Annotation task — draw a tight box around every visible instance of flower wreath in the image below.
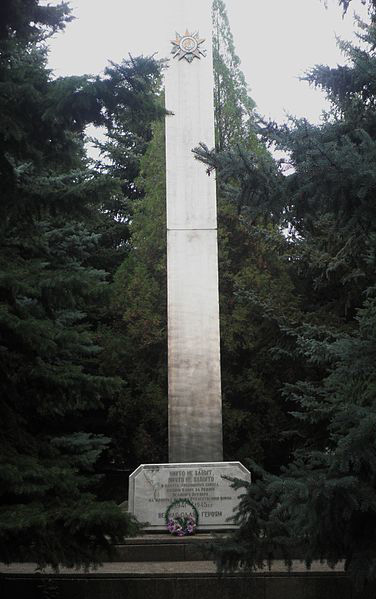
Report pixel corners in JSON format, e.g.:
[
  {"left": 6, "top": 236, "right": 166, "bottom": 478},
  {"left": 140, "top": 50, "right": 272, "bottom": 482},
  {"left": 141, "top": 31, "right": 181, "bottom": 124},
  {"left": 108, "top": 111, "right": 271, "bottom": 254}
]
[{"left": 165, "top": 498, "right": 199, "bottom": 536}]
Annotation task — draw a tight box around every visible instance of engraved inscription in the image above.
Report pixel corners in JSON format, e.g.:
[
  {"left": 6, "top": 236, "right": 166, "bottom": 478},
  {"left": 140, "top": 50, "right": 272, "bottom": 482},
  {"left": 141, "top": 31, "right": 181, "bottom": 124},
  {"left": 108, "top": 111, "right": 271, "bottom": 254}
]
[{"left": 129, "top": 462, "right": 251, "bottom": 530}]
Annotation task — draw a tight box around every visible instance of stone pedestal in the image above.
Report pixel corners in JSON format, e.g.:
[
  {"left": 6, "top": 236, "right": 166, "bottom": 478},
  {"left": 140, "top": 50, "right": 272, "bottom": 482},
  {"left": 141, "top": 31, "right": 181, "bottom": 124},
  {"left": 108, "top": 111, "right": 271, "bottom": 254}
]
[{"left": 129, "top": 462, "right": 250, "bottom": 531}]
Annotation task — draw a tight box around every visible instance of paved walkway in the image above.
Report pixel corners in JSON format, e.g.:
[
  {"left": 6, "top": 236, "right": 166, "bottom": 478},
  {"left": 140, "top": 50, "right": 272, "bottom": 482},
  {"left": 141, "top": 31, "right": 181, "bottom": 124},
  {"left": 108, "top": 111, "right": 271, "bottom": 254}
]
[{"left": 0, "top": 560, "right": 345, "bottom": 576}]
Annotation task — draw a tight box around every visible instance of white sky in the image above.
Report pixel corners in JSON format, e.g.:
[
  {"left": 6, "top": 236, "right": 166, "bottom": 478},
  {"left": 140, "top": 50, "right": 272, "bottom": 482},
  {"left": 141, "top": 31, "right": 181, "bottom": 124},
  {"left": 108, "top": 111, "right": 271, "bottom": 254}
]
[{"left": 46, "top": 0, "right": 369, "bottom": 124}]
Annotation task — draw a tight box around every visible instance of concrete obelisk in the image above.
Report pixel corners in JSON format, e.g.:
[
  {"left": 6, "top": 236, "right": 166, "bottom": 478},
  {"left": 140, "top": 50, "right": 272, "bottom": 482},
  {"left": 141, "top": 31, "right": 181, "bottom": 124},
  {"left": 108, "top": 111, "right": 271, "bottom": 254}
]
[
  {"left": 165, "top": 0, "right": 223, "bottom": 463},
  {"left": 128, "top": 3, "right": 251, "bottom": 529}
]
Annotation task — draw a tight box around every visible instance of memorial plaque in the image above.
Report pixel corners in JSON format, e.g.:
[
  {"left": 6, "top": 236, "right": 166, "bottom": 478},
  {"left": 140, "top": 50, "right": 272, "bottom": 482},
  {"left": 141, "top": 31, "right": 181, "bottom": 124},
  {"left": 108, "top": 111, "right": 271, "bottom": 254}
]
[{"left": 128, "top": 462, "right": 250, "bottom": 530}]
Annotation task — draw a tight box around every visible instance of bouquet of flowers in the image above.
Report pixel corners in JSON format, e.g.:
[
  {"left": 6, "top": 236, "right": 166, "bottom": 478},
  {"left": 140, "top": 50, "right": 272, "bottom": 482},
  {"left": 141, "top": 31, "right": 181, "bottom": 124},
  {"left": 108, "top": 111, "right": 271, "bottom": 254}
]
[
  {"left": 165, "top": 499, "right": 199, "bottom": 536},
  {"left": 167, "top": 514, "right": 197, "bottom": 536}
]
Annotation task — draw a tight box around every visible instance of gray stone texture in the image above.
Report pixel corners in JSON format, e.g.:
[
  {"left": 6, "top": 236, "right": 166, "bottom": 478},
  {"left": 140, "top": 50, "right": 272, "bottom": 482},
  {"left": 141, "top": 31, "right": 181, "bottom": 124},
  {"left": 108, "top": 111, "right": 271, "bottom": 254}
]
[
  {"left": 113, "top": 535, "right": 213, "bottom": 562},
  {"left": 165, "top": 0, "right": 222, "bottom": 463},
  {"left": 1, "top": 571, "right": 371, "bottom": 599},
  {"left": 128, "top": 462, "right": 250, "bottom": 531}
]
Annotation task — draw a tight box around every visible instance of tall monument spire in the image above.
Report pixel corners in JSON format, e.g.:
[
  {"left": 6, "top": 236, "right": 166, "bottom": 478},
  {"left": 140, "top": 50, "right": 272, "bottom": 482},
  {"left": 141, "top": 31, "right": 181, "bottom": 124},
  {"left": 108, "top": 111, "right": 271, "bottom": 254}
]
[
  {"left": 128, "top": 2, "right": 250, "bottom": 530},
  {"left": 165, "top": 0, "right": 223, "bottom": 463}
]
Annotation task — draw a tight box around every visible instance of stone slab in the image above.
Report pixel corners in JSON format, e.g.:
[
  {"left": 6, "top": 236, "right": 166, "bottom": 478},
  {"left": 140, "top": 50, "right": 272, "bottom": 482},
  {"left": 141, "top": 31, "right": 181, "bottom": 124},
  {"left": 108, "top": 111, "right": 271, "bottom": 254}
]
[
  {"left": 114, "top": 543, "right": 186, "bottom": 562},
  {"left": 165, "top": 0, "right": 216, "bottom": 231},
  {"left": 0, "top": 561, "right": 348, "bottom": 575},
  {"left": 167, "top": 229, "right": 222, "bottom": 463},
  {"left": 128, "top": 462, "right": 250, "bottom": 531},
  {"left": 113, "top": 535, "right": 214, "bottom": 562},
  {"left": 1, "top": 571, "right": 366, "bottom": 599},
  {"left": 264, "top": 575, "right": 352, "bottom": 599}
]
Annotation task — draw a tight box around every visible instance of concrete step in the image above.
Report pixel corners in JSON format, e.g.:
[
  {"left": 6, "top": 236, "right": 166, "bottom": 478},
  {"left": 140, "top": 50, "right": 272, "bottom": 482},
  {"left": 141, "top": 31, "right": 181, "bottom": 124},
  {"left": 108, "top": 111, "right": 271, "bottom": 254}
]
[
  {"left": 0, "top": 559, "right": 345, "bottom": 575},
  {"left": 0, "top": 564, "right": 372, "bottom": 599},
  {"left": 1, "top": 549, "right": 373, "bottom": 599},
  {"left": 113, "top": 533, "right": 214, "bottom": 561}
]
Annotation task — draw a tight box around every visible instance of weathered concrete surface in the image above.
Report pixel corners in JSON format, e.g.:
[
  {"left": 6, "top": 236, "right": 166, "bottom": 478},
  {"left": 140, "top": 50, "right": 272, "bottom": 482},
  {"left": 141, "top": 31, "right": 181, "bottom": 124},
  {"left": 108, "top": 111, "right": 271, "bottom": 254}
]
[
  {"left": 165, "top": 0, "right": 222, "bottom": 463},
  {"left": 165, "top": 1, "right": 217, "bottom": 232},
  {"left": 0, "top": 560, "right": 347, "bottom": 575},
  {"left": 2, "top": 562, "right": 372, "bottom": 599},
  {"left": 167, "top": 231, "right": 222, "bottom": 462}
]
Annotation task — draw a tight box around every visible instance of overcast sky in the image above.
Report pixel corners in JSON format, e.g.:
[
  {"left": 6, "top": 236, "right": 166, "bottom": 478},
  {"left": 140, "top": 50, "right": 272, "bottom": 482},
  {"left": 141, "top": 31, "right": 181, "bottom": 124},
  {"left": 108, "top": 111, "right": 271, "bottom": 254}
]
[{"left": 46, "top": 0, "right": 369, "bottom": 124}]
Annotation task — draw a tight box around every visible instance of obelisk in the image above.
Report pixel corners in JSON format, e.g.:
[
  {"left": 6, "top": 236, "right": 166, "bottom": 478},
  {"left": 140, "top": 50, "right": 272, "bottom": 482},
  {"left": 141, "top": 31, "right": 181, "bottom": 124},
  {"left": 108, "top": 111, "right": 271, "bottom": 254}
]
[
  {"left": 128, "top": 4, "right": 251, "bottom": 527},
  {"left": 165, "top": 0, "right": 223, "bottom": 463}
]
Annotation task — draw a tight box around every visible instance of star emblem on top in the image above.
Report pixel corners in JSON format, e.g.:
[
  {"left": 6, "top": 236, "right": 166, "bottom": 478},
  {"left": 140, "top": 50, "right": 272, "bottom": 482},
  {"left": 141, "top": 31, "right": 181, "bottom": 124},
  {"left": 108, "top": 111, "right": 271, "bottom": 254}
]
[{"left": 171, "top": 30, "right": 206, "bottom": 63}]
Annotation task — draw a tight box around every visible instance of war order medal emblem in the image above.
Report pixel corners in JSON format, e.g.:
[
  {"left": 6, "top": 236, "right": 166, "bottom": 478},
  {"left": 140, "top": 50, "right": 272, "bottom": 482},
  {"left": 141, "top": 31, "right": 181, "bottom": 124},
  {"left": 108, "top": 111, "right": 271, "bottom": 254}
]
[{"left": 171, "top": 30, "right": 206, "bottom": 63}]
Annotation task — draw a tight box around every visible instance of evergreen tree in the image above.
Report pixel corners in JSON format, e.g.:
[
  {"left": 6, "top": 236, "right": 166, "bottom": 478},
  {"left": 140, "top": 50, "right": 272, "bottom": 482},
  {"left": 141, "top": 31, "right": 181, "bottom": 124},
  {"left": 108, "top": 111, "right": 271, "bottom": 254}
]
[
  {"left": 100, "top": 120, "right": 168, "bottom": 467},
  {"left": 210, "top": 0, "right": 296, "bottom": 467},
  {"left": 212, "top": 0, "right": 257, "bottom": 150},
  {"left": 338, "top": 0, "right": 376, "bottom": 13},
  {"left": 193, "top": 140, "right": 303, "bottom": 468},
  {"left": 0, "top": 0, "right": 163, "bottom": 566},
  {"left": 207, "top": 4, "right": 376, "bottom": 587}
]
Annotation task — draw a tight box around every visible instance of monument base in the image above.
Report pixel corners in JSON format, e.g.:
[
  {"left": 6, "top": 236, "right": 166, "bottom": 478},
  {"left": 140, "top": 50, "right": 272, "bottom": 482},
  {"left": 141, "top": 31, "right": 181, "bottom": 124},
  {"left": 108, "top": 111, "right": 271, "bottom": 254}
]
[{"left": 128, "top": 462, "right": 250, "bottom": 531}]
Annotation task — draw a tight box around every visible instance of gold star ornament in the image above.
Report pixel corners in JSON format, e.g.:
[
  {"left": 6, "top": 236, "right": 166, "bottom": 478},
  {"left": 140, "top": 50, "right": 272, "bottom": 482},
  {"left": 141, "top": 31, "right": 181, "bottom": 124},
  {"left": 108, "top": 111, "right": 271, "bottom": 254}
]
[{"left": 171, "top": 30, "right": 206, "bottom": 63}]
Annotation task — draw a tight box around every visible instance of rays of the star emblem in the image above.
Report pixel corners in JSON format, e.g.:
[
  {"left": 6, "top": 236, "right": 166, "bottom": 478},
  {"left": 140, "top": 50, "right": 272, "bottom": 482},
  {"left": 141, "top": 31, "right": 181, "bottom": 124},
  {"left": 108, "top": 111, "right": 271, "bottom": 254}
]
[{"left": 171, "top": 30, "right": 206, "bottom": 63}]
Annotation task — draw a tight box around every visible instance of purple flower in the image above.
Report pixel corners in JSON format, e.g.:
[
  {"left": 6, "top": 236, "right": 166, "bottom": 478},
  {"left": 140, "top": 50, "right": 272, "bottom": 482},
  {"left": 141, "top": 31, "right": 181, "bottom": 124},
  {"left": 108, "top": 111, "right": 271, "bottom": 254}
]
[{"left": 166, "top": 505, "right": 197, "bottom": 536}]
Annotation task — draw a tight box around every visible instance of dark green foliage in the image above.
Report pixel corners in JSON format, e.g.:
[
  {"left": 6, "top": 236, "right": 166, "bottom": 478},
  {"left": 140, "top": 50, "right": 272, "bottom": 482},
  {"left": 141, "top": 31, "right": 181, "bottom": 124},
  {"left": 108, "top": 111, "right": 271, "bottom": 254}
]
[
  {"left": 0, "top": 0, "right": 72, "bottom": 42},
  {"left": 0, "top": 0, "right": 163, "bottom": 567},
  {"left": 216, "top": 292, "right": 376, "bottom": 587},
  {"left": 204, "top": 0, "right": 294, "bottom": 467},
  {"left": 212, "top": 0, "right": 257, "bottom": 150},
  {"left": 104, "top": 120, "right": 168, "bottom": 467},
  {"left": 218, "top": 220, "right": 298, "bottom": 466},
  {"left": 193, "top": 143, "right": 299, "bottom": 468},
  {"left": 207, "top": 4, "right": 376, "bottom": 588},
  {"left": 207, "top": 2, "right": 295, "bottom": 467}
]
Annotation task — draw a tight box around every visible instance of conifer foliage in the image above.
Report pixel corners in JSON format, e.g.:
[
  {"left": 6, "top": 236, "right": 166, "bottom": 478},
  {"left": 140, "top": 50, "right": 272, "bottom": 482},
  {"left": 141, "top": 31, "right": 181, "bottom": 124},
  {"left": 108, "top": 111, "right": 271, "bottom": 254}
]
[
  {"left": 212, "top": 0, "right": 256, "bottom": 150},
  {"left": 208, "top": 2, "right": 376, "bottom": 587},
  {"left": 102, "top": 120, "right": 168, "bottom": 467},
  {"left": 0, "top": 0, "right": 162, "bottom": 566}
]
